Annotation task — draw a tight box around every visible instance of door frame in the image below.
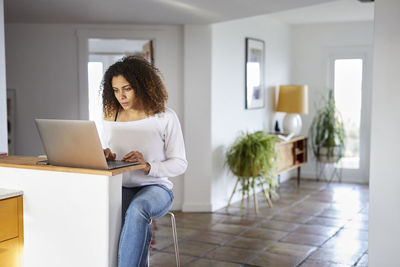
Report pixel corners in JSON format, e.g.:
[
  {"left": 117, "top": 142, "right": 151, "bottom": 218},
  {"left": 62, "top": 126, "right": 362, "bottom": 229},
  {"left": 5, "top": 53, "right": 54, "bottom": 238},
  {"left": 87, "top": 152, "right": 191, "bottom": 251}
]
[
  {"left": 325, "top": 45, "right": 373, "bottom": 183},
  {"left": 77, "top": 28, "right": 164, "bottom": 120}
]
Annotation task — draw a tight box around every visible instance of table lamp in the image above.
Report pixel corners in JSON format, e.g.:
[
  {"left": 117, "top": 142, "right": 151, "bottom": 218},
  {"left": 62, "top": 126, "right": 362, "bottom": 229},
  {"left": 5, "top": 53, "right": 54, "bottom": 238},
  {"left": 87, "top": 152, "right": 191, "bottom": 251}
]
[{"left": 276, "top": 85, "right": 308, "bottom": 135}]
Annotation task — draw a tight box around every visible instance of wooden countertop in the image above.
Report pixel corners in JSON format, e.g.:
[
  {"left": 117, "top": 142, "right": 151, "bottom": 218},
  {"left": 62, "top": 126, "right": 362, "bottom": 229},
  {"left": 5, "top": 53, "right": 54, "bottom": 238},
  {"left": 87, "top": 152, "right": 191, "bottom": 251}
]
[{"left": 0, "top": 156, "right": 146, "bottom": 176}]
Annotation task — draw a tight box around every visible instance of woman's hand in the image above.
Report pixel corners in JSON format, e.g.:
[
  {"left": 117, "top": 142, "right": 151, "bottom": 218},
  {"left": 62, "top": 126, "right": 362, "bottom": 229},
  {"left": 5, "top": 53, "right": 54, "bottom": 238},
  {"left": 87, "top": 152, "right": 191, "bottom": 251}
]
[
  {"left": 103, "top": 148, "right": 116, "bottom": 161},
  {"left": 122, "top": 151, "right": 151, "bottom": 174}
]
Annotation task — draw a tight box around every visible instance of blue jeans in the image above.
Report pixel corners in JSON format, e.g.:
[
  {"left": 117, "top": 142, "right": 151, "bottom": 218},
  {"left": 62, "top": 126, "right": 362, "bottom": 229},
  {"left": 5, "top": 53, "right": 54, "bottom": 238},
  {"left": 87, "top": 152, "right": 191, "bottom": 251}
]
[{"left": 118, "top": 185, "right": 174, "bottom": 267}]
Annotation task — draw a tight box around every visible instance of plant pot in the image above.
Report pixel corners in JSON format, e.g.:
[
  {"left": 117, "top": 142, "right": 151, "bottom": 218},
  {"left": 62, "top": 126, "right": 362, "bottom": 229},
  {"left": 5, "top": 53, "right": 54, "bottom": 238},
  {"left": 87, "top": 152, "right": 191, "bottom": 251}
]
[{"left": 317, "top": 146, "right": 342, "bottom": 163}]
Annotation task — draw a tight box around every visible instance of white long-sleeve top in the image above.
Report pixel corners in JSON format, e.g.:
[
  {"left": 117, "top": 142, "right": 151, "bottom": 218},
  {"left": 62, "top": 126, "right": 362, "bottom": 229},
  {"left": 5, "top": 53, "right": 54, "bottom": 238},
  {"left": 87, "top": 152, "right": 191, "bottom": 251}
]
[{"left": 102, "top": 107, "right": 187, "bottom": 189}]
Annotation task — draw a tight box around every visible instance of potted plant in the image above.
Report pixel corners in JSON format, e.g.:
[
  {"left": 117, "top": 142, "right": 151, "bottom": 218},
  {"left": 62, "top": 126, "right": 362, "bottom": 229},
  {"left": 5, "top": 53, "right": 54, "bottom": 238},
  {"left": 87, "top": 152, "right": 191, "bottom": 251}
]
[
  {"left": 309, "top": 90, "right": 345, "bottom": 163},
  {"left": 225, "top": 131, "right": 278, "bottom": 211}
]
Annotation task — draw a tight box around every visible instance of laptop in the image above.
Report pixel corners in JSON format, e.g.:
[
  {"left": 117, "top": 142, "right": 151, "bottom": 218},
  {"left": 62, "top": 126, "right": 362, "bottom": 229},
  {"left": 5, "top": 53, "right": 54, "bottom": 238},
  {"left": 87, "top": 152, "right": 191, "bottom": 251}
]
[{"left": 34, "top": 119, "right": 140, "bottom": 170}]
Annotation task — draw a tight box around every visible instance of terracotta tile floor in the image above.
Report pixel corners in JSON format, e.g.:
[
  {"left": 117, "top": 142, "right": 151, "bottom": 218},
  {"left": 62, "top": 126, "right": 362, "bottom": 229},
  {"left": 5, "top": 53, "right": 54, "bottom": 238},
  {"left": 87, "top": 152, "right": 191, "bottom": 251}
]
[{"left": 149, "top": 179, "right": 369, "bottom": 266}]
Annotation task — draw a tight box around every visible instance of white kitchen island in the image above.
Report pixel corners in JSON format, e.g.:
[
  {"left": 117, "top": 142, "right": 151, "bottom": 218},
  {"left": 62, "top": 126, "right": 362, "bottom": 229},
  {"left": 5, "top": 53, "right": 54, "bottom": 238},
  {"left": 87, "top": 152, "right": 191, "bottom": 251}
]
[{"left": 0, "top": 156, "right": 145, "bottom": 267}]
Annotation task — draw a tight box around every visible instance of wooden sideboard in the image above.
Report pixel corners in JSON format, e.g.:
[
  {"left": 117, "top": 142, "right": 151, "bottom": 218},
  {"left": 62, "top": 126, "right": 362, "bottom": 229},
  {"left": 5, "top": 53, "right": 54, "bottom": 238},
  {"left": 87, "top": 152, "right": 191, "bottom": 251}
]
[
  {"left": 0, "top": 194, "right": 24, "bottom": 267},
  {"left": 276, "top": 136, "right": 308, "bottom": 186}
]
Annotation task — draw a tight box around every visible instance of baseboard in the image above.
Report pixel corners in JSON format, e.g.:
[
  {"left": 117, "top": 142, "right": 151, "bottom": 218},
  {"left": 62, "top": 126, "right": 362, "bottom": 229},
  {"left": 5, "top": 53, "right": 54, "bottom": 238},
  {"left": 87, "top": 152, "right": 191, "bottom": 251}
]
[
  {"left": 300, "top": 170, "right": 369, "bottom": 184},
  {"left": 181, "top": 185, "right": 266, "bottom": 212},
  {"left": 211, "top": 180, "right": 274, "bottom": 212},
  {"left": 182, "top": 202, "right": 213, "bottom": 212},
  {"left": 178, "top": 174, "right": 318, "bottom": 213},
  {"left": 278, "top": 173, "right": 292, "bottom": 184},
  {"left": 170, "top": 201, "right": 182, "bottom": 211},
  {"left": 210, "top": 197, "right": 237, "bottom": 212}
]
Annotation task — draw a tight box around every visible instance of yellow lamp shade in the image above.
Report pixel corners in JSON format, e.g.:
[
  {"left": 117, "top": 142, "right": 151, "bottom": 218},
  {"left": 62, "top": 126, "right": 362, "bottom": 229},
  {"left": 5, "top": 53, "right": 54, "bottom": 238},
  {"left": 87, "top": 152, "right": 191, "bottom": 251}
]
[{"left": 276, "top": 85, "right": 308, "bottom": 114}]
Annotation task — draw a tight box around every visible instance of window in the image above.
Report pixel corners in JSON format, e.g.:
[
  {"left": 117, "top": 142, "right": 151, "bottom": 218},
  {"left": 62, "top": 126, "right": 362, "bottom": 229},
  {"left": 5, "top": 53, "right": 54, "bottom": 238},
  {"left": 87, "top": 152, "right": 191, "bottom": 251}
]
[
  {"left": 88, "top": 55, "right": 124, "bottom": 140},
  {"left": 88, "top": 61, "right": 104, "bottom": 134},
  {"left": 333, "top": 59, "right": 363, "bottom": 169}
]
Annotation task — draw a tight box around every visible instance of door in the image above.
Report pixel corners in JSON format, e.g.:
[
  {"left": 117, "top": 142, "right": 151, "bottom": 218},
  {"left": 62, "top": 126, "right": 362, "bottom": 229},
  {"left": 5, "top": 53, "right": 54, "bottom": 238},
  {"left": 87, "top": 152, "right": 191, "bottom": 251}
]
[{"left": 327, "top": 47, "right": 372, "bottom": 183}]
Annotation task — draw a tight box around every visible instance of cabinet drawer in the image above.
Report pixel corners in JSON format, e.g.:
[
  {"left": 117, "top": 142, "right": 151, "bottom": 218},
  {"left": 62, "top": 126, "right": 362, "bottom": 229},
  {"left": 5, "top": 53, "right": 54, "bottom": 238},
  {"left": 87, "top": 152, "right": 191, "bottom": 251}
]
[
  {"left": 0, "top": 237, "right": 20, "bottom": 267},
  {"left": 0, "top": 197, "right": 19, "bottom": 242}
]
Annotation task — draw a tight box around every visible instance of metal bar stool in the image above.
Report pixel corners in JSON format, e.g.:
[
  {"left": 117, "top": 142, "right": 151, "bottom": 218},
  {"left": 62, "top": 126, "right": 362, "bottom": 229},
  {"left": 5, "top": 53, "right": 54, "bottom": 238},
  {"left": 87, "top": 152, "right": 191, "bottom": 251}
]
[{"left": 148, "top": 211, "right": 180, "bottom": 267}]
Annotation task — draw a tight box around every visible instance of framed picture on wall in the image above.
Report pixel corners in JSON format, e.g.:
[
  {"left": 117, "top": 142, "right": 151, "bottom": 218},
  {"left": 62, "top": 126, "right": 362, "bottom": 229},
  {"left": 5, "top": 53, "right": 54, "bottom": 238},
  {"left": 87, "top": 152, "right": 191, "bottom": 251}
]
[{"left": 245, "top": 38, "right": 265, "bottom": 109}]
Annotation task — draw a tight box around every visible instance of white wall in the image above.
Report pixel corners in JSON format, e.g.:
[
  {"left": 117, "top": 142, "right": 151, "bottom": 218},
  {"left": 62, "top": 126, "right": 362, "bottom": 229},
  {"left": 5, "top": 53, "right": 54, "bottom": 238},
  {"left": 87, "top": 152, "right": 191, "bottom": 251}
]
[
  {"left": 6, "top": 24, "right": 80, "bottom": 156},
  {"left": 210, "top": 16, "right": 291, "bottom": 210},
  {"left": 5, "top": 23, "right": 185, "bottom": 210},
  {"left": 370, "top": 0, "right": 400, "bottom": 265},
  {"left": 182, "top": 25, "right": 213, "bottom": 211},
  {"left": 183, "top": 16, "right": 291, "bottom": 212},
  {"left": 5, "top": 23, "right": 183, "bottom": 155},
  {"left": 291, "top": 21, "right": 374, "bottom": 183},
  {"left": 0, "top": 0, "right": 8, "bottom": 154},
  {"left": 4, "top": 18, "right": 376, "bottom": 214}
]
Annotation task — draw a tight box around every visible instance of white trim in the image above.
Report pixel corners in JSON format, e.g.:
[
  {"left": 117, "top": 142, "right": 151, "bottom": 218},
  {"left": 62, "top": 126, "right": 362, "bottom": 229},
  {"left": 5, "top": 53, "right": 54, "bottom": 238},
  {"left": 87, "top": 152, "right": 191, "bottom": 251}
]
[
  {"left": 323, "top": 45, "right": 373, "bottom": 183},
  {"left": 183, "top": 186, "right": 262, "bottom": 212},
  {"left": 301, "top": 171, "right": 368, "bottom": 184},
  {"left": 212, "top": 198, "right": 236, "bottom": 212},
  {"left": 182, "top": 202, "right": 213, "bottom": 212},
  {"left": 0, "top": 0, "right": 8, "bottom": 153},
  {"left": 76, "top": 28, "right": 169, "bottom": 120},
  {"left": 77, "top": 33, "right": 89, "bottom": 119},
  {"left": 170, "top": 202, "right": 182, "bottom": 211}
]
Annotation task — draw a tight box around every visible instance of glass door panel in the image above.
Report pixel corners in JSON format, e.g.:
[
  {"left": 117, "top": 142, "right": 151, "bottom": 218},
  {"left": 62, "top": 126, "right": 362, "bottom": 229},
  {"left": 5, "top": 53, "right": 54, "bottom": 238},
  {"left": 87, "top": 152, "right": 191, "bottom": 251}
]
[{"left": 333, "top": 59, "right": 363, "bottom": 169}]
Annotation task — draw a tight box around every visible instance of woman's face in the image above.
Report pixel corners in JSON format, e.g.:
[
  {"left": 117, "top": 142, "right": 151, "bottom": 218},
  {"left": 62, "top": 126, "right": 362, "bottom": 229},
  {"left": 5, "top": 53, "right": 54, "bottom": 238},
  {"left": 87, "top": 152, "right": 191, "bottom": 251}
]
[{"left": 112, "top": 75, "right": 136, "bottom": 111}]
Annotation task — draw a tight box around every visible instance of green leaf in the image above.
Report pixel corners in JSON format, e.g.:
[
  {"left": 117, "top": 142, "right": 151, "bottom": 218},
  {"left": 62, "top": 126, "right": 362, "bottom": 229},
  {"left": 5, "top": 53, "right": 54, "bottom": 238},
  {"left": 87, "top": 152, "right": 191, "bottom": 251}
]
[
  {"left": 225, "top": 131, "right": 278, "bottom": 197},
  {"left": 308, "top": 89, "right": 346, "bottom": 162}
]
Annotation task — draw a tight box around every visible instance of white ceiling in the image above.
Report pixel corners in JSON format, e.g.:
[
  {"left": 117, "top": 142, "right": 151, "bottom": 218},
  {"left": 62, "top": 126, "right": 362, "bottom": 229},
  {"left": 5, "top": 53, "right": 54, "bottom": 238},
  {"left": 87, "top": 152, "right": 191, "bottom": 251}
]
[
  {"left": 270, "top": 0, "right": 374, "bottom": 24},
  {"left": 4, "top": 0, "right": 373, "bottom": 25}
]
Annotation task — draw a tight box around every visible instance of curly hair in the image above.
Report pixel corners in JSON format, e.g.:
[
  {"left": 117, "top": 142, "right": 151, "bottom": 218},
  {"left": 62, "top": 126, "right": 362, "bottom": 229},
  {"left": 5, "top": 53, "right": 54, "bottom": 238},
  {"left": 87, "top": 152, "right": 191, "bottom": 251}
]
[{"left": 101, "top": 56, "right": 168, "bottom": 118}]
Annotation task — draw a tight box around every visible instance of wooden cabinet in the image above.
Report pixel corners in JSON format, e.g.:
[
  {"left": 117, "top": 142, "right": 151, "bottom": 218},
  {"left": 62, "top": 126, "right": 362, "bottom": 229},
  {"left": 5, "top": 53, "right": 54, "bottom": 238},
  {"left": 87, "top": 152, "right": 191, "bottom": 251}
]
[
  {"left": 276, "top": 136, "right": 308, "bottom": 185},
  {"left": 0, "top": 195, "right": 23, "bottom": 267}
]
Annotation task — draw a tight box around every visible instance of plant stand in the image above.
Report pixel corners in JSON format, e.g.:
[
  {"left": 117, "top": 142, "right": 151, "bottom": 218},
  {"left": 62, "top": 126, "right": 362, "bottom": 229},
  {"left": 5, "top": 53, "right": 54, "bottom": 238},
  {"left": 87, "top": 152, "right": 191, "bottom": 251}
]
[
  {"left": 315, "top": 160, "right": 343, "bottom": 183},
  {"left": 226, "top": 177, "right": 273, "bottom": 214}
]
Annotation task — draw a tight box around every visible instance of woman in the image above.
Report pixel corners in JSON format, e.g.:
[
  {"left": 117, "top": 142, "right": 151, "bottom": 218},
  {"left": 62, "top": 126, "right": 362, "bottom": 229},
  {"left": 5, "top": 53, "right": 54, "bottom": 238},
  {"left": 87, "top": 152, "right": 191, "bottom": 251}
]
[{"left": 101, "top": 56, "right": 187, "bottom": 267}]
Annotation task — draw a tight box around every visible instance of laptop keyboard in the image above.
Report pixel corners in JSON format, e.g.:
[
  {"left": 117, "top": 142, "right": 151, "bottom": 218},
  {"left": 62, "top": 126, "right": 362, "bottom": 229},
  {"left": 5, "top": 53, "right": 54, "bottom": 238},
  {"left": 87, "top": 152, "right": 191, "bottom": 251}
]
[{"left": 107, "top": 160, "right": 140, "bottom": 170}]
